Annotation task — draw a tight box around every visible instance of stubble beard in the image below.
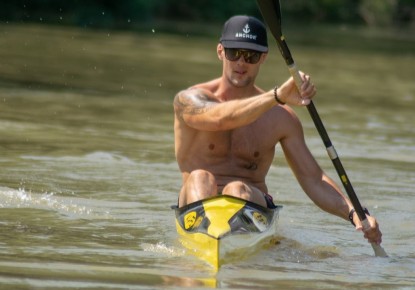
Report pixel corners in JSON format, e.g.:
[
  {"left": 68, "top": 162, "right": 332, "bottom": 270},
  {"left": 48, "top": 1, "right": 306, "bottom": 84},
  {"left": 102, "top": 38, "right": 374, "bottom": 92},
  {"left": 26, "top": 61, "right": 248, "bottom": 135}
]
[{"left": 227, "top": 73, "right": 254, "bottom": 88}]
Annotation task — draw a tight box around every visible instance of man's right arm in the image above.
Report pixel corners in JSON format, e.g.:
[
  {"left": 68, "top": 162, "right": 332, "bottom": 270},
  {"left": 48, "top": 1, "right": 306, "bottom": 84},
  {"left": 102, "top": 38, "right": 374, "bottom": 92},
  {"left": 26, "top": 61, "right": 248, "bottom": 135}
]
[{"left": 174, "top": 88, "right": 276, "bottom": 131}]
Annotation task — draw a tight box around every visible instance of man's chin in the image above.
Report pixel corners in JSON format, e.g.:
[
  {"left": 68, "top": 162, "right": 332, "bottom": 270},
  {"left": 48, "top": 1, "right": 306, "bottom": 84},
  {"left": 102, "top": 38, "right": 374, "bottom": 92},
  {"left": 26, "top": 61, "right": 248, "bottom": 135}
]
[{"left": 230, "top": 78, "right": 251, "bottom": 88}]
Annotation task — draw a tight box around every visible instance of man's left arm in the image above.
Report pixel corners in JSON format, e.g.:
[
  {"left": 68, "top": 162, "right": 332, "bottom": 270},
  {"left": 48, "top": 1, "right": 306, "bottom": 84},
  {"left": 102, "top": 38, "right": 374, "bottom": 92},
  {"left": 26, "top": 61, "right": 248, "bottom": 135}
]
[{"left": 280, "top": 110, "right": 382, "bottom": 245}]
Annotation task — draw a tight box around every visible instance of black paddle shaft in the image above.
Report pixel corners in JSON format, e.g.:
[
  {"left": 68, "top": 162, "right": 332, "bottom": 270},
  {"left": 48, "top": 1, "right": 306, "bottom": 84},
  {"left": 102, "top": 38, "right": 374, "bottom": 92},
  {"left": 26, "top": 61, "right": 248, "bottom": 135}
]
[
  {"left": 256, "top": 0, "right": 368, "bottom": 221},
  {"left": 306, "top": 103, "right": 368, "bottom": 221},
  {"left": 256, "top": 0, "right": 388, "bottom": 258}
]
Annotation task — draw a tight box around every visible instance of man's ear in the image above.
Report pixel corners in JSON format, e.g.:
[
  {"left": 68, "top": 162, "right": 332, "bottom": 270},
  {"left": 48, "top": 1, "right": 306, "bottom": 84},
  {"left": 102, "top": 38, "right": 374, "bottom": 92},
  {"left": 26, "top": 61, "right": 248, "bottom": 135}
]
[
  {"left": 217, "top": 43, "right": 224, "bottom": 60},
  {"left": 260, "top": 52, "right": 268, "bottom": 64}
]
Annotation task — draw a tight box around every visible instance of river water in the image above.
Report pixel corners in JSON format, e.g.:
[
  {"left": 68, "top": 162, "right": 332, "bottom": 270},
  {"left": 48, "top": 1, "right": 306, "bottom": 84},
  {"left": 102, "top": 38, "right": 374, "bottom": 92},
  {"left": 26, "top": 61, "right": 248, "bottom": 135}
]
[{"left": 0, "top": 24, "right": 414, "bottom": 289}]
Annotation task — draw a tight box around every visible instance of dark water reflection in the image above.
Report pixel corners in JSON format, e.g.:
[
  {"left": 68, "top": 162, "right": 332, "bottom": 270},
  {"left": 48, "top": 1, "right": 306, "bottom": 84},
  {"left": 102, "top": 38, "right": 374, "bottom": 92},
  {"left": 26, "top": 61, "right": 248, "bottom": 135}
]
[{"left": 0, "top": 24, "right": 414, "bottom": 288}]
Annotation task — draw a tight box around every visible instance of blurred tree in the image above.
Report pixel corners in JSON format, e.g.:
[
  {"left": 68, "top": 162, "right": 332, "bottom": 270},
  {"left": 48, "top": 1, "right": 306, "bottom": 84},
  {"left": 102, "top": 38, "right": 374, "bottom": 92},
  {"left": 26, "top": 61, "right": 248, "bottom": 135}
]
[
  {"left": 156, "top": 0, "right": 261, "bottom": 22},
  {"left": 359, "top": 0, "right": 398, "bottom": 26},
  {"left": 0, "top": 0, "right": 413, "bottom": 29},
  {"left": 393, "top": 0, "right": 415, "bottom": 27}
]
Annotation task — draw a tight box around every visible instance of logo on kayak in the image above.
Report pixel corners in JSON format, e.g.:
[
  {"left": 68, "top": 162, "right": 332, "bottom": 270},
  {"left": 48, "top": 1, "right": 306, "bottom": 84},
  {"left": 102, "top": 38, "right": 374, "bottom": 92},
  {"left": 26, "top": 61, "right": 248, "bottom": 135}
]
[
  {"left": 184, "top": 211, "right": 203, "bottom": 230},
  {"left": 252, "top": 212, "right": 267, "bottom": 229}
]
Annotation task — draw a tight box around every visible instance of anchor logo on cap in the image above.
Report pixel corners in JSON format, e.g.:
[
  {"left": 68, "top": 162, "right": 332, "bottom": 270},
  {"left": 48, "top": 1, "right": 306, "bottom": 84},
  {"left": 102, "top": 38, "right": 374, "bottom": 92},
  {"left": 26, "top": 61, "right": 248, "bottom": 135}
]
[{"left": 243, "top": 24, "right": 250, "bottom": 34}]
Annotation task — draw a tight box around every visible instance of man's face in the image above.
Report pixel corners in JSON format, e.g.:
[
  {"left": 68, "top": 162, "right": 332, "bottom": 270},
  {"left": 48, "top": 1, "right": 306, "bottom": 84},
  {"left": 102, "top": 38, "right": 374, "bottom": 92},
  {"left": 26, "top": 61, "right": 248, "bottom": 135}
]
[{"left": 217, "top": 44, "right": 267, "bottom": 88}]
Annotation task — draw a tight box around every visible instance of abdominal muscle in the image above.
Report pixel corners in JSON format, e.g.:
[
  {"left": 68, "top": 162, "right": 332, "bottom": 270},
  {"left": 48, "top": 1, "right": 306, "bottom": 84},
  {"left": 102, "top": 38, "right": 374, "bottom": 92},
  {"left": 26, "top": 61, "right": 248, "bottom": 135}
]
[
  {"left": 175, "top": 108, "right": 280, "bottom": 199},
  {"left": 178, "top": 139, "right": 274, "bottom": 195}
]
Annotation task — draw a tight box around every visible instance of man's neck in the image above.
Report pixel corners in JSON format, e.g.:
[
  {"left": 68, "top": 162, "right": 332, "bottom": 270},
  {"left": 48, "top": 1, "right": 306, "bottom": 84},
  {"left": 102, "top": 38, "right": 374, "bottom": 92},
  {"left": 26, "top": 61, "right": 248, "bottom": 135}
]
[{"left": 216, "top": 77, "right": 258, "bottom": 102}]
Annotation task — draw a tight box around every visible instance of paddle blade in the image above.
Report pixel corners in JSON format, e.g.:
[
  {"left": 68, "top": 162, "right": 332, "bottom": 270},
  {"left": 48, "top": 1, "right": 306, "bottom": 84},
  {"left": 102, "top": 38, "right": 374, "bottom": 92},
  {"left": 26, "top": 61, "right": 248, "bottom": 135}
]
[
  {"left": 257, "top": 0, "right": 297, "bottom": 70},
  {"left": 256, "top": 0, "right": 282, "bottom": 39},
  {"left": 362, "top": 219, "right": 388, "bottom": 257},
  {"left": 372, "top": 243, "right": 388, "bottom": 257}
]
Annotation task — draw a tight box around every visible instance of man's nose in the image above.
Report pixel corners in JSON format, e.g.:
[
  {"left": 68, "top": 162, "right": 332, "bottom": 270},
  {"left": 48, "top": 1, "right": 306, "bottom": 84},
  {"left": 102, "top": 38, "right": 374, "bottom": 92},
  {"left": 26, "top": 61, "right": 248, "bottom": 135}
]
[{"left": 235, "top": 54, "right": 247, "bottom": 64}]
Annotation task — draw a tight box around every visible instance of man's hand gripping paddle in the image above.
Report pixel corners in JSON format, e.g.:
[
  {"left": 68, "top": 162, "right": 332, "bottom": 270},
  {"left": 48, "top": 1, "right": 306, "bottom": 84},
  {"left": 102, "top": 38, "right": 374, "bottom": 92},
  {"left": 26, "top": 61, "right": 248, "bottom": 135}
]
[{"left": 256, "top": 0, "right": 387, "bottom": 257}]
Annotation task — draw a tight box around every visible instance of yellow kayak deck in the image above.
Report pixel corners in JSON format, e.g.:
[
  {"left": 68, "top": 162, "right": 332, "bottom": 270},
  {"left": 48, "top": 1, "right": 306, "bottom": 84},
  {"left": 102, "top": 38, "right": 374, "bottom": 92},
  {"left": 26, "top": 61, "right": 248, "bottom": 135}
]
[{"left": 173, "top": 195, "right": 282, "bottom": 270}]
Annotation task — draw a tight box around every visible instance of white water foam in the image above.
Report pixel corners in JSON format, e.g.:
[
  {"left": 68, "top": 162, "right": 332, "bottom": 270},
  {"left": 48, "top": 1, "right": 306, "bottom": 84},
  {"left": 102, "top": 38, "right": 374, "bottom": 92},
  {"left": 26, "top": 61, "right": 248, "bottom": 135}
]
[{"left": 0, "top": 186, "right": 108, "bottom": 219}]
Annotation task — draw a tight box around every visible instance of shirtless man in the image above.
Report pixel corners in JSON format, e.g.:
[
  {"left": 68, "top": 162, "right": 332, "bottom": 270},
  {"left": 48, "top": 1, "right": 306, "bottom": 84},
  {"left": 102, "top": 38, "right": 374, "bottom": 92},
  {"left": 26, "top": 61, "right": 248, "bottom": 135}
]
[{"left": 174, "top": 15, "right": 382, "bottom": 245}]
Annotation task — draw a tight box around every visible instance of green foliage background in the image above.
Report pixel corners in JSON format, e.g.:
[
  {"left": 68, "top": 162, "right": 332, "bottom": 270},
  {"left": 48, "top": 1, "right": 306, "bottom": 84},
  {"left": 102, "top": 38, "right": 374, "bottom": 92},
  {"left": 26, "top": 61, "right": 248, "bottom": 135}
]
[{"left": 0, "top": 0, "right": 414, "bottom": 30}]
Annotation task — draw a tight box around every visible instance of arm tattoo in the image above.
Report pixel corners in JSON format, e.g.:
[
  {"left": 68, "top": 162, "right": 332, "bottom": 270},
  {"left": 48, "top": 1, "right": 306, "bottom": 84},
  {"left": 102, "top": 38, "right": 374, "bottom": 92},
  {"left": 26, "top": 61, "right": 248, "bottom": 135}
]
[{"left": 174, "top": 89, "right": 214, "bottom": 118}]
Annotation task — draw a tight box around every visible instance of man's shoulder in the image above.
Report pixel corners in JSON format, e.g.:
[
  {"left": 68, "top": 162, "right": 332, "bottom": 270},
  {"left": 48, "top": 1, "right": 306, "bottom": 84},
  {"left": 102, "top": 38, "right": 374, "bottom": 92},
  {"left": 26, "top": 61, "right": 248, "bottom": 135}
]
[
  {"left": 189, "top": 78, "right": 220, "bottom": 93},
  {"left": 263, "top": 105, "right": 303, "bottom": 136},
  {"left": 269, "top": 104, "right": 299, "bottom": 121},
  {"left": 174, "top": 78, "right": 221, "bottom": 105},
  {"left": 174, "top": 87, "right": 216, "bottom": 105}
]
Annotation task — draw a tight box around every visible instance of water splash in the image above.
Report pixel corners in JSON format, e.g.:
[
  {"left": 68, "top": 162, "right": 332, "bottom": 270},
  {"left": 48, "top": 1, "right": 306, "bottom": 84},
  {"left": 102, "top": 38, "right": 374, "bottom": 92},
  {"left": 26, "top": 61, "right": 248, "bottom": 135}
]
[
  {"left": 141, "top": 242, "right": 184, "bottom": 257},
  {"left": 0, "top": 186, "right": 107, "bottom": 219}
]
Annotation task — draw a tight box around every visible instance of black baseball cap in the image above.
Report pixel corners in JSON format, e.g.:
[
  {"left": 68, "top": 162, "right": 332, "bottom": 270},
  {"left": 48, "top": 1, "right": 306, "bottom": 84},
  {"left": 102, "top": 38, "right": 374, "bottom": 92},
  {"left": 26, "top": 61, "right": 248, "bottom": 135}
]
[{"left": 220, "top": 15, "right": 268, "bottom": 53}]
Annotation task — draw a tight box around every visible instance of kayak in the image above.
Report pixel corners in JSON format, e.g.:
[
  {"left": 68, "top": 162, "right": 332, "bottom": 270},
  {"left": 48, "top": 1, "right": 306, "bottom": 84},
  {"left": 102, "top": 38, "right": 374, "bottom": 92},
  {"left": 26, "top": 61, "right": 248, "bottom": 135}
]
[{"left": 172, "top": 195, "right": 282, "bottom": 270}]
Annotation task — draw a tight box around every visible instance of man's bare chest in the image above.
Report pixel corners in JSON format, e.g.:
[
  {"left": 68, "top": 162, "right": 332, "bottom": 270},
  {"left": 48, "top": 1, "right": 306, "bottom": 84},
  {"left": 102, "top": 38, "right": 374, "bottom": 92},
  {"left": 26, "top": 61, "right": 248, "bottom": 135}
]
[{"left": 202, "top": 122, "right": 277, "bottom": 161}]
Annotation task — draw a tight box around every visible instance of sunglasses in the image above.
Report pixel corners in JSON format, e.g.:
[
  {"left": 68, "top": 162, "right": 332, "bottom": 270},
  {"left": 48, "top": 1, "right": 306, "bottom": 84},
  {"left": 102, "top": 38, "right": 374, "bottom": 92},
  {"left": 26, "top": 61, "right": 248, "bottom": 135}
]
[{"left": 224, "top": 48, "right": 262, "bottom": 64}]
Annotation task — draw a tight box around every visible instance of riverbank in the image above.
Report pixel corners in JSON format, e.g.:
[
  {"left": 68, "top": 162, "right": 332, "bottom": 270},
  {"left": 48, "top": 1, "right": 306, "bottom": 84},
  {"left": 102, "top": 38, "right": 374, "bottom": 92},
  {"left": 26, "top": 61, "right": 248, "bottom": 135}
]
[{"left": 0, "top": 23, "right": 413, "bottom": 98}]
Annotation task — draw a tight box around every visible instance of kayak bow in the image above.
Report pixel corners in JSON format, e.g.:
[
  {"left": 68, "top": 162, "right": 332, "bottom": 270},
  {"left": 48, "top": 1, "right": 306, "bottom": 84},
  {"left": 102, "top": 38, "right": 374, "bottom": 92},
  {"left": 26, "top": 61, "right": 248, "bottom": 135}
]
[{"left": 173, "top": 195, "right": 282, "bottom": 270}]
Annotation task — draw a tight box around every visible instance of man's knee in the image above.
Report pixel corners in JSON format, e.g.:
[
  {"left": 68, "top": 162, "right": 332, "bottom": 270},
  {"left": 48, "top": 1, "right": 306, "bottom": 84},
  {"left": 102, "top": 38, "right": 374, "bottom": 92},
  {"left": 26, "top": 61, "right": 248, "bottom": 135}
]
[
  {"left": 222, "top": 181, "right": 251, "bottom": 198},
  {"left": 222, "top": 181, "right": 267, "bottom": 207},
  {"left": 179, "top": 170, "right": 217, "bottom": 207},
  {"left": 188, "top": 169, "right": 215, "bottom": 183}
]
